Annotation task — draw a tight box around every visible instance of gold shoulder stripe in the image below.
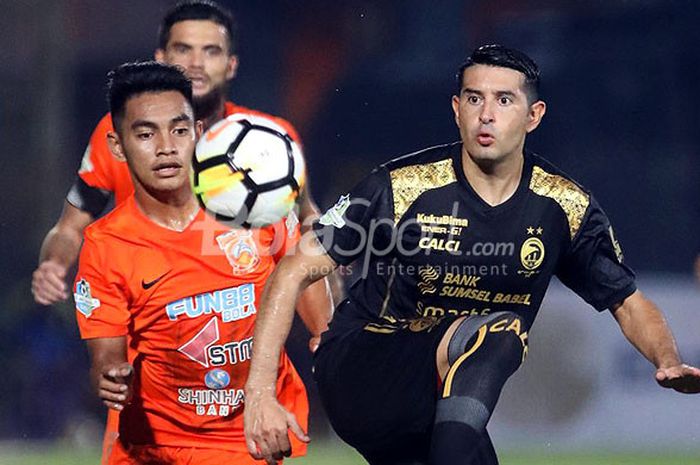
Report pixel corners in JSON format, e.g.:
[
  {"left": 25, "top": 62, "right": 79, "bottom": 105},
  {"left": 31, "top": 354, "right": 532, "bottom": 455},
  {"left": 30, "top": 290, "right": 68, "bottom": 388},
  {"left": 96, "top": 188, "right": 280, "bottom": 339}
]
[
  {"left": 529, "top": 165, "right": 590, "bottom": 239},
  {"left": 390, "top": 158, "right": 456, "bottom": 224}
]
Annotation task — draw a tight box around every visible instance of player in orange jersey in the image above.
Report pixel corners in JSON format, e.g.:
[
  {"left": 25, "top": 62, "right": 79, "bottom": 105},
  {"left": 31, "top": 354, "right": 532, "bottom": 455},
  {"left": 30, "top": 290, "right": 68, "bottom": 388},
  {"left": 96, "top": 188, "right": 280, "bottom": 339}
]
[
  {"left": 75, "top": 61, "right": 331, "bottom": 465},
  {"left": 33, "top": 0, "right": 319, "bottom": 305}
]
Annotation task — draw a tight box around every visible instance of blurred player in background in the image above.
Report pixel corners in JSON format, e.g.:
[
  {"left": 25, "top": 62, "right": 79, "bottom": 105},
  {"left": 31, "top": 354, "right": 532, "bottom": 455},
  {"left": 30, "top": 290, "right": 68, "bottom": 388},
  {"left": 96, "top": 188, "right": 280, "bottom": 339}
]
[
  {"left": 75, "top": 61, "right": 330, "bottom": 465},
  {"left": 243, "top": 45, "right": 700, "bottom": 465},
  {"left": 32, "top": 0, "right": 321, "bottom": 305}
]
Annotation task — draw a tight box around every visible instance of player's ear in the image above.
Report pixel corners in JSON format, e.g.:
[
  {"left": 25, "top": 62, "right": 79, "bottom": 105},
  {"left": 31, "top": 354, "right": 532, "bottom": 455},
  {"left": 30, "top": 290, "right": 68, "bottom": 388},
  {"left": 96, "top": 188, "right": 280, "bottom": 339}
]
[
  {"left": 195, "top": 120, "right": 204, "bottom": 139},
  {"left": 154, "top": 48, "right": 165, "bottom": 63},
  {"left": 107, "top": 132, "right": 127, "bottom": 162},
  {"left": 451, "top": 95, "right": 461, "bottom": 127},
  {"left": 226, "top": 55, "right": 239, "bottom": 80},
  {"left": 526, "top": 100, "right": 546, "bottom": 133}
]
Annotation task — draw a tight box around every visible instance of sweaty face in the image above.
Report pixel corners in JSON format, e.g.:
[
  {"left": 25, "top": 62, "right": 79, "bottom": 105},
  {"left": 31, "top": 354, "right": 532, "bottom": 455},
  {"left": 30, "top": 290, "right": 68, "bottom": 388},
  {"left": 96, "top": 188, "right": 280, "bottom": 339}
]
[
  {"left": 156, "top": 20, "right": 237, "bottom": 100},
  {"left": 114, "top": 91, "right": 196, "bottom": 196},
  {"left": 452, "top": 64, "right": 543, "bottom": 165}
]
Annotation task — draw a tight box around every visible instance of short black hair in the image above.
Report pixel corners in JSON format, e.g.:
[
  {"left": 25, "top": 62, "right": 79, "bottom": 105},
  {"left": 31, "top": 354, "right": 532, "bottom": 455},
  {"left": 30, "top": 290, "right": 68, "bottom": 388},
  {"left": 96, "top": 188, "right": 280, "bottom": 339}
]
[
  {"left": 158, "top": 0, "right": 237, "bottom": 55},
  {"left": 456, "top": 44, "right": 540, "bottom": 103},
  {"left": 107, "top": 61, "right": 193, "bottom": 132}
]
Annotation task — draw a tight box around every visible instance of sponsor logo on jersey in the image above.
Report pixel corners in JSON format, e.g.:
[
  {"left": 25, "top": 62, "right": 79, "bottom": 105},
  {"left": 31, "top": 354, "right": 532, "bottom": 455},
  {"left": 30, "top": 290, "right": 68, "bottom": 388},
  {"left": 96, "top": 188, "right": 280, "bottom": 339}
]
[
  {"left": 319, "top": 194, "right": 350, "bottom": 228},
  {"left": 417, "top": 266, "right": 439, "bottom": 294},
  {"left": 74, "top": 278, "right": 101, "bottom": 317},
  {"left": 419, "top": 237, "right": 461, "bottom": 252},
  {"left": 178, "top": 317, "right": 220, "bottom": 367},
  {"left": 177, "top": 317, "right": 255, "bottom": 370},
  {"left": 415, "top": 212, "right": 469, "bottom": 235},
  {"left": 208, "top": 336, "right": 253, "bottom": 367},
  {"left": 166, "top": 283, "right": 256, "bottom": 322},
  {"left": 216, "top": 229, "right": 260, "bottom": 274},
  {"left": 204, "top": 368, "right": 231, "bottom": 390},
  {"left": 141, "top": 270, "right": 171, "bottom": 289},
  {"left": 178, "top": 387, "right": 245, "bottom": 416}
]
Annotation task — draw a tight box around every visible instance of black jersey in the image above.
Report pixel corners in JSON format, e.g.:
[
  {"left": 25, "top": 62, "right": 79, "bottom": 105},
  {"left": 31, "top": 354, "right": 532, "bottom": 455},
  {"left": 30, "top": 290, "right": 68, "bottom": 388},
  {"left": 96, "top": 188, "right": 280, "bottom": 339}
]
[{"left": 313, "top": 142, "right": 636, "bottom": 342}]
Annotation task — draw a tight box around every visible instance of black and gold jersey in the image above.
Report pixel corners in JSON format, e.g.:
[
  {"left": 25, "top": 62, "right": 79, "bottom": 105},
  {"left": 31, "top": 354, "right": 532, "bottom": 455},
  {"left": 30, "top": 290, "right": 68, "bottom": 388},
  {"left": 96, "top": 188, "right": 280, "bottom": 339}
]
[{"left": 313, "top": 142, "right": 635, "bottom": 341}]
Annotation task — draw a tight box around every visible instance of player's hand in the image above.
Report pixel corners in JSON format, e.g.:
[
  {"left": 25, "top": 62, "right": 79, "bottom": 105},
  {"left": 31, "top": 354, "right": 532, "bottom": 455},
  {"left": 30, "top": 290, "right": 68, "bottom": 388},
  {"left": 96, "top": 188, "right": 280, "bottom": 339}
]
[
  {"left": 31, "top": 261, "right": 69, "bottom": 305},
  {"left": 655, "top": 364, "right": 700, "bottom": 393},
  {"left": 244, "top": 392, "right": 310, "bottom": 465},
  {"left": 96, "top": 363, "right": 134, "bottom": 410}
]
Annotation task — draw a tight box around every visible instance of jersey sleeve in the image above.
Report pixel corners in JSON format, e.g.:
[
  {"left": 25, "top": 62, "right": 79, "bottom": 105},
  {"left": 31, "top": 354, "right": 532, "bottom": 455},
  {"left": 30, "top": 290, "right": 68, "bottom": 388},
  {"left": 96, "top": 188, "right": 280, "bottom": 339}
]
[
  {"left": 66, "top": 177, "right": 111, "bottom": 218},
  {"left": 312, "top": 167, "right": 394, "bottom": 266},
  {"left": 555, "top": 196, "right": 636, "bottom": 311},
  {"left": 71, "top": 114, "right": 117, "bottom": 214},
  {"left": 74, "top": 232, "right": 130, "bottom": 339}
]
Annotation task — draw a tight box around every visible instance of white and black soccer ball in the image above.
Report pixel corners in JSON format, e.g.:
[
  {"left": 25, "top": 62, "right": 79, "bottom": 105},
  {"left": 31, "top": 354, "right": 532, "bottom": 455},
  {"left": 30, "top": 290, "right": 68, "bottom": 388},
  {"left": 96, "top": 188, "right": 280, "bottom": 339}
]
[{"left": 192, "top": 113, "right": 305, "bottom": 227}]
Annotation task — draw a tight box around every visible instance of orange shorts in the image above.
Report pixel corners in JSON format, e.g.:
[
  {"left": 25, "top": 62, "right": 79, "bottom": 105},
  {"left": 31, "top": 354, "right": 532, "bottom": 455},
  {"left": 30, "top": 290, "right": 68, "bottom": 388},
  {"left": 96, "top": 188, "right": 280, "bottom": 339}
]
[
  {"left": 108, "top": 437, "right": 266, "bottom": 465},
  {"left": 101, "top": 409, "right": 120, "bottom": 465}
]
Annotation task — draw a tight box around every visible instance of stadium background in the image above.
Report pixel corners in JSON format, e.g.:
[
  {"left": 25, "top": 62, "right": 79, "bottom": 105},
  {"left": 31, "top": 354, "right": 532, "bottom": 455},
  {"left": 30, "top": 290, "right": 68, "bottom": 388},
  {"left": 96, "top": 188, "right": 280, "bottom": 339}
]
[{"left": 1, "top": 0, "right": 698, "bottom": 463}]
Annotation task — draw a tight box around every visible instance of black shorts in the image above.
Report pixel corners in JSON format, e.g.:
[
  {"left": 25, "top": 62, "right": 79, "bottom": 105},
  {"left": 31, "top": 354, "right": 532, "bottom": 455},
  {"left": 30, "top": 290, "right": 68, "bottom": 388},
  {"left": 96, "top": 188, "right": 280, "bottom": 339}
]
[{"left": 313, "top": 315, "right": 456, "bottom": 461}]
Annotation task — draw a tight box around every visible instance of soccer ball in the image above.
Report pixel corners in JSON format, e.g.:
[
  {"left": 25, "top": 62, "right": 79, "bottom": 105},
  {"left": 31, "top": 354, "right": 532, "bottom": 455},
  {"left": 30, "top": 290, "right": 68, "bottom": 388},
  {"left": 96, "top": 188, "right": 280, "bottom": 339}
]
[{"left": 192, "top": 113, "right": 305, "bottom": 227}]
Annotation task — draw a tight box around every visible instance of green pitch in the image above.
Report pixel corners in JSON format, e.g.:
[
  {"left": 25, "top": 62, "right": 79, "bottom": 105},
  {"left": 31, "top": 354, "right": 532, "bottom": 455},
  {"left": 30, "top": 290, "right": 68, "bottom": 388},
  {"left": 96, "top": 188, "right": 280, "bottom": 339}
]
[{"left": 1, "top": 442, "right": 698, "bottom": 465}]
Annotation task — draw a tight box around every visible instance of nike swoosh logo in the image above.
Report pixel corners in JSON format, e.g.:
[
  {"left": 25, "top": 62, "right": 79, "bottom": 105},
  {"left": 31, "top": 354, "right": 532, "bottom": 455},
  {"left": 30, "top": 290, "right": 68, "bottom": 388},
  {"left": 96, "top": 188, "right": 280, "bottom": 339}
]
[
  {"left": 205, "top": 119, "right": 235, "bottom": 142},
  {"left": 141, "top": 270, "right": 171, "bottom": 290}
]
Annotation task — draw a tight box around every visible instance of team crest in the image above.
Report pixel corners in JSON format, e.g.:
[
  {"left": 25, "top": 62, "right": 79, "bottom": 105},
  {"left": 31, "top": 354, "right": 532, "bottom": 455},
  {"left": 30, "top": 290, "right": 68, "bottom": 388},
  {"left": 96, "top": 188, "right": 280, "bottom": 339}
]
[
  {"left": 216, "top": 229, "right": 260, "bottom": 274},
  {"left": 74, "top": 278, "right": 101, "bottom": 317},
  {"left": 520, "top": 237, "right": 545, "bottom": 271},
  {"left": 319, "top": 194, "right": 351, "bottom": 228}
]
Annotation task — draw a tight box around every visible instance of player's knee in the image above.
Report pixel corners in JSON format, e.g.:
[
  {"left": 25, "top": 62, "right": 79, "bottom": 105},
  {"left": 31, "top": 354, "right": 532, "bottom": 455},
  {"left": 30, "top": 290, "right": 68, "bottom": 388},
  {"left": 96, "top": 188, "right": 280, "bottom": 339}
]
[
  {"left": 449, "top": 311, "right": 528, "bottom": 366},
  {"left": 485, "top": 312, "right": 527, "bottom": 357}
]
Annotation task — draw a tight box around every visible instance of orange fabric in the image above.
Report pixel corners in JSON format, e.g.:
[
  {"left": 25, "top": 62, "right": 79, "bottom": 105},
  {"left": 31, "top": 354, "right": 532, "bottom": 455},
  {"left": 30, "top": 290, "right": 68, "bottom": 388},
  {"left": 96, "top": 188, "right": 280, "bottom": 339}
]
[
  {"left": 77, "top": 114, "right": 134, "bottom": 205},
  {"left": 77, "top": 102, "right": 301, "bottom": 208},
  {"left": 108, "top": 439, "right": 270, "bottom": 465},
  {"left": 76, "top": 197, "right": 307, "bottom": 455},
  {"left": 101, "top": 410, "right": 120, "bottom": 465}
]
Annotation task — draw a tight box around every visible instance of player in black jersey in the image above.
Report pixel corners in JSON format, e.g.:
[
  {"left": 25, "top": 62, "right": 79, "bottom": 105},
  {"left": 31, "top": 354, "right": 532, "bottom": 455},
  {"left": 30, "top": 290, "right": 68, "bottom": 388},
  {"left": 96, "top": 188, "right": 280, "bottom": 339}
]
[{"left": 244, "top": 45, "right": 700, "bottom": 465}]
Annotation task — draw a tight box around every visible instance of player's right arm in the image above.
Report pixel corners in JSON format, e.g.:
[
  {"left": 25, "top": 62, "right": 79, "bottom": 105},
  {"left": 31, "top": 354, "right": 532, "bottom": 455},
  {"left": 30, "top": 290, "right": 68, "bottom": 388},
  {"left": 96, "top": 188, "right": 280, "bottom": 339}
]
[
  {"left": 245, "top": 239, "right": 336, "bottom": 464},
  {"left": 75, "top": 227, "right": 133, "bottom": 411},
  {"left": 33, "top": 114, "right": 116, "bottom": 305},
  {"left": 32, "top": 201, "right": 94, "bottom": 304},
  {"left": 246, "top": 168, "right": 393, "bottom": 463},
  {"left": 86, "top": 336, "right": 133, "bottom": 411}
]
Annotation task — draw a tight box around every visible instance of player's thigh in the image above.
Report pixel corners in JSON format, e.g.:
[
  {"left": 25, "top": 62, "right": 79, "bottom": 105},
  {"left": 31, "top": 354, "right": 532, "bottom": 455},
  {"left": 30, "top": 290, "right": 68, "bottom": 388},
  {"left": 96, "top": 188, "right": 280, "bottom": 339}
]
[{"left": 313, "top": 317, "right": 454, "bottom": 450}]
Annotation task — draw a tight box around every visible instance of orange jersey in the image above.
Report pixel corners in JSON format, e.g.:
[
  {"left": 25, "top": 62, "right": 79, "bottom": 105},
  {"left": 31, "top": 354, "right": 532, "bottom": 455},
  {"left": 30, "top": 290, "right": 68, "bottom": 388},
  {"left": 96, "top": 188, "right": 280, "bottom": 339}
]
[
  {"left": 74, "top": 197, "right": 307, "bottom": 454},
  {"left": 77, "top": 102, "right": 301, "bottom": 207}
]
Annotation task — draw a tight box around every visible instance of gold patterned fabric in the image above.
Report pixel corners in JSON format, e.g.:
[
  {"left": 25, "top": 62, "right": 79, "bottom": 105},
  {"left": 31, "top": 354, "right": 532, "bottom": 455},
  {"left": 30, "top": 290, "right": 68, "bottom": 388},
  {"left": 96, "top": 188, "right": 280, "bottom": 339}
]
[
  {"left": 529, "top": 165, "right": 590, "bottom": 239},
  {"left": 389, "top": 158, "right": 457, "bottom": 224}
]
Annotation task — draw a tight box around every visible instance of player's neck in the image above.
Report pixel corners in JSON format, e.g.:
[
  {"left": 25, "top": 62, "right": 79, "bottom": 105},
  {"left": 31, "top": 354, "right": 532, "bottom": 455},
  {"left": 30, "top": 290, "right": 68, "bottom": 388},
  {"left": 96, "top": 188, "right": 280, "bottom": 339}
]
[
  {"left": 134, "top": 187, "right": 200, "bottom": 232},
  {"left": 461, "top": 149, "right": 524, "bottom": 207},
  {"left": 196, "top": 99, "right": 226, "bottom": 132}
]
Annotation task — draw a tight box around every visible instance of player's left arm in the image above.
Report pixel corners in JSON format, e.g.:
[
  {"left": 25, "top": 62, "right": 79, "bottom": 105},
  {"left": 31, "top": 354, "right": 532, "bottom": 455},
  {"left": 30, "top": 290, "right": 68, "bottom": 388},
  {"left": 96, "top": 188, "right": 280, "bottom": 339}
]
[
  {"left": 297, "top": 183, "right": 320, "bottom": 235},
  {"left": 293, "top": 225, "right": 334, "bottom": 352},
  {"left": 86, "top": 336, "right": 134, "bottom": 410},
  {"left": 611, "top": 290, "right": 700, "bottom": 393},
  {"left": 297, "top": 182, "right": 346, "bottom": 303}
]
